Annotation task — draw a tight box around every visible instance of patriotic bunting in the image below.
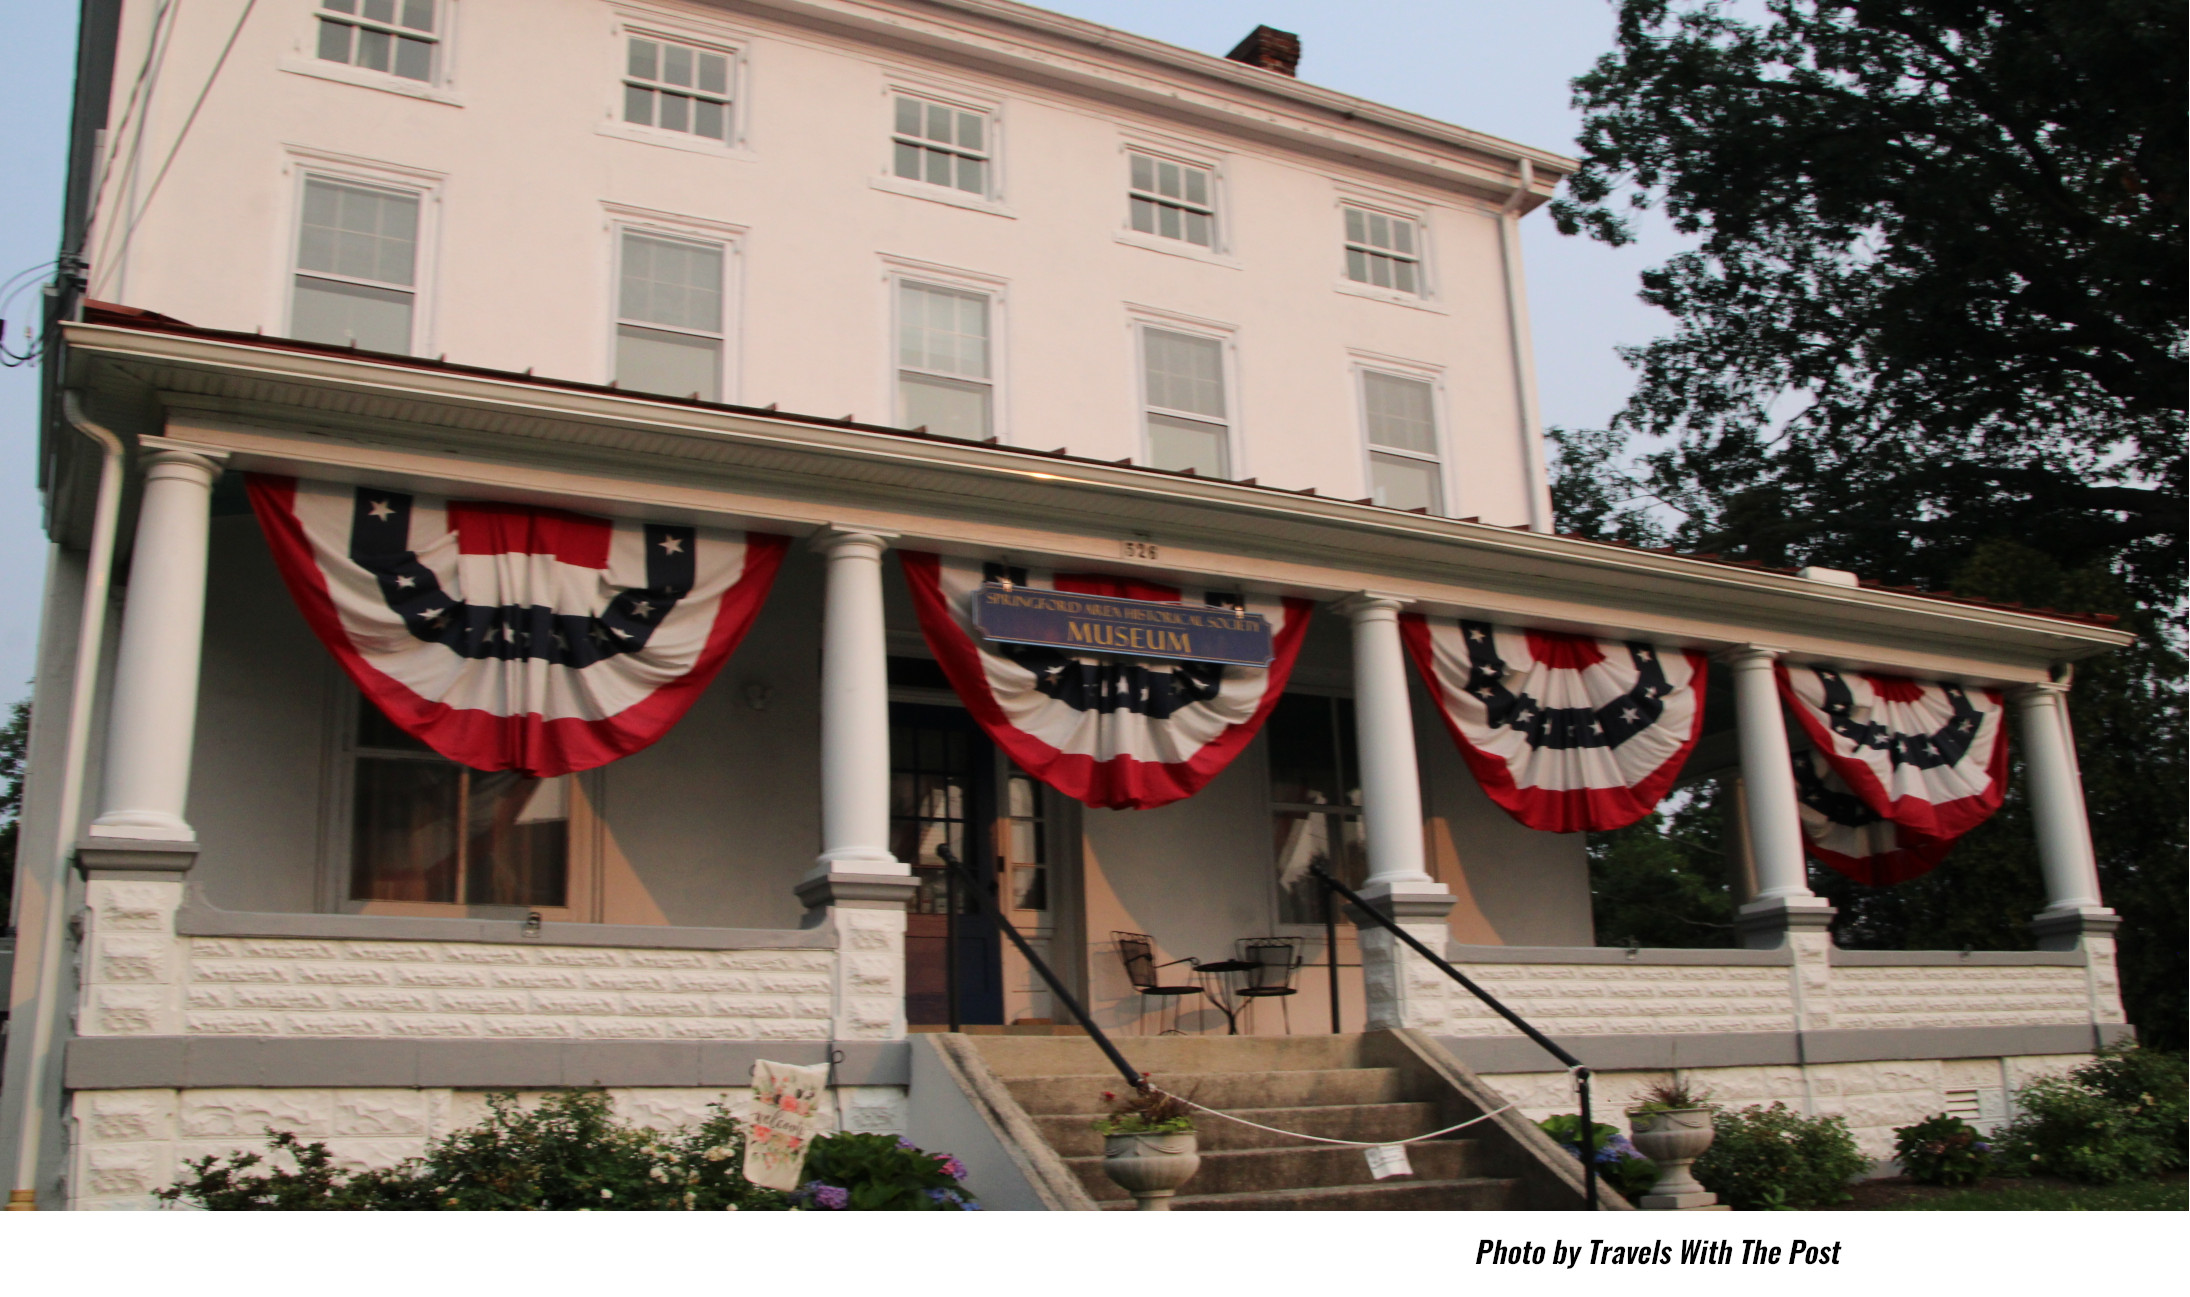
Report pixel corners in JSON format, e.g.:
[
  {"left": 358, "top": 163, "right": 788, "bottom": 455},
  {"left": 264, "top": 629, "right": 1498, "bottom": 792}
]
[
  {"left": 248, "top": 475, "right": 785, "bottom": 777},
  {"left": 1400, "top": 615, "right": 1709, "bottom": 833},
  {"left": 1792, "top": 748, "right": 1955, "bottom": 886},
  {"left": 1776, "top": 664, "right": 2008, "bottom": 841},
  {"left": 899, "top": 552, "right": 1311, "bottom": 810}
]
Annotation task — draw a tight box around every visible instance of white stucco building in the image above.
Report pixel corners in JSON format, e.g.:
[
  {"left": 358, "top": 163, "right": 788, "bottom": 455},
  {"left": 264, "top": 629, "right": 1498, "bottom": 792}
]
[{"left": 3, "top": 0, "right": 2132, "bottom": 1210}]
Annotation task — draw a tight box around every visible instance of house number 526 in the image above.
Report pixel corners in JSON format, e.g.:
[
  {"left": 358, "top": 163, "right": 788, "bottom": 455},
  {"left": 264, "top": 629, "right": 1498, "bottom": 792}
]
[{"left": 1122, "top": 540, "right": 1160, "bottom": 561}]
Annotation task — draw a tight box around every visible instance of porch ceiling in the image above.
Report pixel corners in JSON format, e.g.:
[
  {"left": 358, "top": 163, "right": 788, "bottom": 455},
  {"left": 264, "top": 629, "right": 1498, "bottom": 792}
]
[{"left": 60, "top": 319, "right": 2132, "bottom": 685}]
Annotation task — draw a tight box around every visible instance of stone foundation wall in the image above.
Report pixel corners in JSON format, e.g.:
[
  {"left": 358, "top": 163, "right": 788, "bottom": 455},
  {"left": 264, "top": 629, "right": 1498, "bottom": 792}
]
[{"left": 71, "top": 1083, "right": 911, "bottom": 1210}]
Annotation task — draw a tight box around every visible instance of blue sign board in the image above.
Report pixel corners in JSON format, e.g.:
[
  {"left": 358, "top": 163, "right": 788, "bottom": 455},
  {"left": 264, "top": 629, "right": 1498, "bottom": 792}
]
[{"left": 971, "top": 585, "right": 1274, "bottom": 667}]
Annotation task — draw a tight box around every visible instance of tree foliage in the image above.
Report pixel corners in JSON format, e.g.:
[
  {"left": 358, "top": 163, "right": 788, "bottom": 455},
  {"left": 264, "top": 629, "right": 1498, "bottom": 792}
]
[
  {"left": 1, "top": 697, "right": 27, "bottom": 914},
  {"left": 1550, "top": 1, "right": 2185, "bottom": 1047}
]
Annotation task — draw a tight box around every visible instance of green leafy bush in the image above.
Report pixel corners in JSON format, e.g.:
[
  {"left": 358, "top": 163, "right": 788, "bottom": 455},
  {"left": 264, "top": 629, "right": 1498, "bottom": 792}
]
[
  {"left": 1997, "top": 1047, "right": 2188, "bottom": 1185},
  {"left": 156, "top": 1090, "right": 973, "bottom": 1210},
  {"left": 1891, "top": 1114, "right": 1993, "bottom": 1187},
  {"left": 796, "top": 1133, "right": 979, "bottom": 1210},
  {"left": 1692, "top": 1102, "right": 1868, "bottom": 1209},
  {"left": 1537, "top": 1114, "right": 1660, "bottom": 1201}
]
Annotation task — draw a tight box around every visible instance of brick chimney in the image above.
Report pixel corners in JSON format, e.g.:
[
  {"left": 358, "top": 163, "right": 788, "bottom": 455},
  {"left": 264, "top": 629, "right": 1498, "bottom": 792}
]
[{"left": 1224, "top": 25, "right": 1301, "bottom": 77}]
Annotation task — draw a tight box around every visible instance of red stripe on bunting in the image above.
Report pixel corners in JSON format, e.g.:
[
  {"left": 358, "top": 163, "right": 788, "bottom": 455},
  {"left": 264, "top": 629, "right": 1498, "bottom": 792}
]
[
  {"left": 1774, "top": 664, "right": 2009, "bottom": 839},
  {"left": 1805, "top": 829, "right": 1956, "bottom": 888},
  {"left": 900, "top": 551, "right": 1311, "bottom": 810}
]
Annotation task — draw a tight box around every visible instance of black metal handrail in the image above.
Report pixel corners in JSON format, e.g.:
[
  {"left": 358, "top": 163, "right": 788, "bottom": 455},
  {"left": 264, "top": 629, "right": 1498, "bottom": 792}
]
[
  {"left": 935, "top": 845, "right": 1147, "bottom": 1093},
  {"left": 1310, "top": 863, "right": 1601, "bottom": 1210}
]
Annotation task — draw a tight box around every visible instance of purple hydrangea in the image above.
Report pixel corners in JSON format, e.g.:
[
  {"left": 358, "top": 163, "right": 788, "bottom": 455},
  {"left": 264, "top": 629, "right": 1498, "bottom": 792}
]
[
  {"left": 811, "top": 1183, "right": 850, "bottom": 1210},
  {"left": 896, "top": 1137, "right": 918, "bottom": 1151},
  {"left": 933, "top": 1153, "right": 967, "bottom": 1181}
]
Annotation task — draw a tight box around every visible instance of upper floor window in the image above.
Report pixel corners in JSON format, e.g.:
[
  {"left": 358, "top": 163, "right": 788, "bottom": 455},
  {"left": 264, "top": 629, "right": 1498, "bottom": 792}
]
[
  {"left": 624, "top": 36, "right": 732, "bottom": 142},
  {"left": 1129, "top": 152, "right": 1215, "bottom": 248},
  {"left": 893, "top": 94, "right": 990, "bottom": 197},
  {"left": 897, "top": 279, "right": 993, "bottom": 440},
  {"left": 616, "top": 231, "right": 725, "bottom": 400},
  {"left": 1343, "top": 206, "right": 1422, "bottom": 295},
  {"left": 1361, "top": 371, "right": 1443, "bottom": 512},
  {"left": 1141, "top": 326, "right": 1230, "bottom": 476},
  {"left": 316, "top": 0, "right": 439, "bottom": 83},
  {"left": 291, "top": 176, "right": 420, "bottom": 354}
]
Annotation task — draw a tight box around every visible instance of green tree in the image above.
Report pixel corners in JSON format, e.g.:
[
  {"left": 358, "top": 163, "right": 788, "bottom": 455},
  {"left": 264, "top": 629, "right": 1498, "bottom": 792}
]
[
  {"left": 1550, "top": 1, "right": 2185, "bottom": 1047},
  {"left": 1, "top": 696, "right": 28, "bottom": 914}
]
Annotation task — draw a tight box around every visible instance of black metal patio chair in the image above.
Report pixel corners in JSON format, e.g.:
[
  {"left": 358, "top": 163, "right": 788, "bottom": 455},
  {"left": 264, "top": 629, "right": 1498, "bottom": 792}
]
[{"left": 1112, "top": 931, "right": 1204, "bottom": 1035}]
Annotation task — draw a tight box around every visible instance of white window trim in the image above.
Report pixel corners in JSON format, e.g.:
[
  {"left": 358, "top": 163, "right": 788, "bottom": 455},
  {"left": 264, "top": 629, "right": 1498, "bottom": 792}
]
[
  {"left": 604, "top": 202, "right": 745, "bottom": 404},
  {"left": 278, "top": 146, "right": 445, "bottom": 356},
  {"left": 1351, "top": 352, "right": 1453, "bottom": 517},
  {"left": 597, "top": 6, "right": 754, "bottom": 160},
  {"left": 881, "top": 254, "right": 1010, "bottom": 443},
  {"left": 279, "top": 0, "right": 464, "bottom": 106},
  {"left": 1128, "top": 304, "right": 1242, "bottom": 480},
  {"left": 1333, "top": 192, "right": 1444, "bottom": 310},
  {"left": 1115, "top": 136, "right": 1237, "bottom": 267},
  {"left": 875, "top": 78, "right": 1007, "bottom": 211}
]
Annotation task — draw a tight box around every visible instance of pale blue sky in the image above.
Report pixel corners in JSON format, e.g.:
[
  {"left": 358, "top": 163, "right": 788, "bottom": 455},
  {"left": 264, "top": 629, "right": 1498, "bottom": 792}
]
[{"left": 0, "top": 1, "right": 1686, "bottom": 697}]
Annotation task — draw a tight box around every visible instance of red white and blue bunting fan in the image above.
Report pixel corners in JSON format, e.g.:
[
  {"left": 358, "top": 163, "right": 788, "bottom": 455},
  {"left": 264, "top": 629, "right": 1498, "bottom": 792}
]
[
  {"left": 248, "top": 474, "right": 786, "bottom": 777},
  {"left": 899, "top": 552, "right": 1312, "bottom": 810},
  {"left": 1399, "top": 615, "right": 1709, "bottom": 833},
  {"left": 1791, "top": 748, "right": 1955, "bottom": 886},
  {"left": 1775, "top": 664, "right": 2008, "bottom": 841}
]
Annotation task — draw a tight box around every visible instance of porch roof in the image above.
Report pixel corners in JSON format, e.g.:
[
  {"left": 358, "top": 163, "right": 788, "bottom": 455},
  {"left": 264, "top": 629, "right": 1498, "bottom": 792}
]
[{"left": 53, "top": 309, "right": 2133, "bottom": 685}]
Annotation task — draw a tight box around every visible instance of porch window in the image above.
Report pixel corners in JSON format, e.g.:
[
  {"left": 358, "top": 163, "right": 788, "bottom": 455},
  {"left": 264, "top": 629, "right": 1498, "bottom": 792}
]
[
  {"left": 616, "top": 231, "right": 725, "bottom": 400},
  {"left": 1003, "top": 770, "right": 1048, "bottom": 912},
  {"left": 1141, "top": 327, "right": 1230, "bottom": 477},
  {"left": 291, "top": 177, "right": 419, "bottom": 354},
  {"left": 897, "top": 280, "right": 992, "bottom": 440},
  {"left": 350, "top": 699, "right": 569, "bottom": 907},
  {"left": 317, "top": 1, "right": 439, "bottom": 84},
  {"left": 1268, "top": 692, "right": 1366, "bottom": 923},
  {"left": 1362, "top": 371, "right": 1443, "bottom": 513}
]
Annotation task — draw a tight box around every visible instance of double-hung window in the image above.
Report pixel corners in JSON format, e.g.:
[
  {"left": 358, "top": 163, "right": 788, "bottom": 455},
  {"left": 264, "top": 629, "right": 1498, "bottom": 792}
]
[
  {"left": 624, "top": 36, "right": 732, "bottom": 142},
  {"left": 892, "top": 94, "right": 990, "bottom": 197},
  {"left": 1343, "top": 206, "right": 1423, "bottom": 295},
  {"left": 616, "top": 231, "right": 725, "bottom": 400},
  {"left": 1128, "top": 152, "right": 1216, "bottom": 248},
  {"left": 1267, "top": 693, "right": 1365, "bottom": 924},
  {"left": 897, "top": 280, "right": 992, "bottom": 440},
  {"left": 291, "top": 176, "right": 420, "bottom": 354},
  {"left": 1141, "top": 327, "right": 1230, "bottom": 476},
  {"left": 349, "top": 696, "right": 571, "bottom": 909},
  {"left": 316, "top": 0, "right": 439, "bottom": 83},
  {"left": 1362, "top": 371, "right": 1443, "bottom": 512}
]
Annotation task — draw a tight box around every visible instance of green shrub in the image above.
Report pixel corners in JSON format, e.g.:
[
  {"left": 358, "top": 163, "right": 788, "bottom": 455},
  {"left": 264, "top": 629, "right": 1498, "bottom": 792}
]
[
  {"left": 1997, "top": 1047, "right": 2188, "bottom": 1185},
  {"left": 1892, "top": 1114, "right": 1994, "bottom": 1187},
  {"left": 1537, "top": 1114, "right": 1660, "bottom": 1201},
  {"left": 797, "top": 1133, "right": 979, "bottom": 1210},
  {"left": 156, "top": 1090, "right": 973, "bottom": 1210},
  {"left": 1691, "top": 1102, "right": 1868, "bottom": 1209}
]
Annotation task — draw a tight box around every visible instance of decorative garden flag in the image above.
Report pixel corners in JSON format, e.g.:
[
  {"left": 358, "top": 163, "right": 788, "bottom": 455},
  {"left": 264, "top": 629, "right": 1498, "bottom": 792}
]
[
  {"left": 1400, "top": 615, "right": 1709, "bottom": 833},
  {"left": 900, "top": 552, "right": 1312, "bottom": 809},
  {"left": 1792, "top": 748, "right": 1955, "bottom": 886},
  {"left": 248, "top": 474, "right": 786, "bottom": 777},
  {"left": 744, "top": 1059, "right": 829, "bottom": 1192},
  {"left": 1776, "top": 663, "right": 2008, "bottom": 840}
]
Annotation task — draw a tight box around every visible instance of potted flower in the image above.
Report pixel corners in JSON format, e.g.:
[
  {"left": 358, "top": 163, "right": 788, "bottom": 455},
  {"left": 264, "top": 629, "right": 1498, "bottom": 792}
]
[
  {"left": 1625, "top": 1078, "right": 1720, "bottom": 1209},
  {"left": 1092, "top": 1084, "right": 1200, "bottom": 1210}
]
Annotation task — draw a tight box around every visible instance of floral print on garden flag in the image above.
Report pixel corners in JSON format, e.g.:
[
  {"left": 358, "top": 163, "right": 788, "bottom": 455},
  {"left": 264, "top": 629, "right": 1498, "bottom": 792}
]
[{"left": 744, "top": 1059, "right": 830, "bottom": 1192}]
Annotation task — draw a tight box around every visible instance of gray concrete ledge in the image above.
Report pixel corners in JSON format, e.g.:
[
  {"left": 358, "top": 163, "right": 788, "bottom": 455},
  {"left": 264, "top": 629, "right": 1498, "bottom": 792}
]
[
  {"left": 176, "top": 890, "right": 835, "bottom": 951},
  {"left": 1437, "top": 1021, "right": 2128, "bottom": 1075},
  {"left": 1829, "top": 948, "right": 2086, "bottom": 967},
  {"left": 78, "top": 838, "right": 199, "bottom": 879},
  {"left": 66, "top": 1037, "right": 910, "bottom": 1091},
  {"left": 1445, "top": 943, "right": 1792, "bottom": 966}
]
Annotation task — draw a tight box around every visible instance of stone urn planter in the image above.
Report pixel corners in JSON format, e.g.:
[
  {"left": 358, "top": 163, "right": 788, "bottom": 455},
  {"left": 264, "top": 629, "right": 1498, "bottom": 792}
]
[
  {"left": 1101, "top": 1131, "right": 1201, "bottom": 1210},
  {"left": 1627, "top": 1107, "right": 1719, "bottom": 1210}
]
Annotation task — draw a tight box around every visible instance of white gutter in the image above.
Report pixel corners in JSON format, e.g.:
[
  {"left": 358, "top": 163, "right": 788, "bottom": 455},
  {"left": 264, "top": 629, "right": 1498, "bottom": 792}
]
[
  {"left": 1499, "top": 158, "right": 1555, "bottom": 533},
  {"left": 7, "top": 393, "right": 125, "bottom": 1210}
]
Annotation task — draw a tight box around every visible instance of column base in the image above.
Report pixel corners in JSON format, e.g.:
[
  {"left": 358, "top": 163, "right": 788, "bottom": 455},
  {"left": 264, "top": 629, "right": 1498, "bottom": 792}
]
[
  {"left": 795, "top": 871, "right": 919, "bottom": 921},
  {"left": 85, "top": 813, "right": 195, "bottom": 842},
  {"left": 1735, "top": 896, "right": 1836, "bottom": 950},
  {"left": 1348, "top": 879, "right": 1457, "bottom": 924},
  {"left": 2030, "top": 906, "right": 2119, "bottom": 952},
  {"left": 76, "top": 838, "right": 198, "bottom": 880}
]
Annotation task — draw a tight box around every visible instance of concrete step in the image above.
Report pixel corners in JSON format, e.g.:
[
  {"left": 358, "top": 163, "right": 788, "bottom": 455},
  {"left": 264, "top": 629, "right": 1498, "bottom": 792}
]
[
  {"left": 1152, "top": 1176, "right": 1524, "bottom": 1211},
  {"left": 1034, "top": 1101, "right": 1444, "bottom": 1157},
  {"left": 1069, "top": 1139, "right": 1495, "bottom": 1200},
  {"left": 967, "top": 1032, "right": 1365, "bottom": 1079},
  {"left": 1004, "top": 1067, "right": 1409, "bottom": 1115}
]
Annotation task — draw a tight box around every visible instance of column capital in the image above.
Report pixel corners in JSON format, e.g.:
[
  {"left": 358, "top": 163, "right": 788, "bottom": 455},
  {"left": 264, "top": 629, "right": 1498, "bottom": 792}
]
[
  {"left": 810, "top": 526, "right": 899, "bottom": 557},
  {"left": 138, "top": 446, "right": 226, "bottom": 483},
  {"left": 1714, "top": 643, "right": 1788, "bottom": 668},
  {"left": 2011, "top": 679, "right": 2072, "bottom": 705},
  {"left": 1333, "top": 592, "right": 1410, "bottom": 621}
]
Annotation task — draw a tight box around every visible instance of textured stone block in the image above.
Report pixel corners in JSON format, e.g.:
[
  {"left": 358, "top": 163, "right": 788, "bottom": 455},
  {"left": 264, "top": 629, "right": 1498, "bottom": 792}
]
[
  {"left": 536, "top": 949, "right": 623, "bottom": 967},
  {"left": 284, "top": 1013, "right": 389, "bottom": 1036},
  {"left": 435, "top": 991, "right": 531, "bottom": 1015},
  {"left": 531, "top": 992, "right": 620, "bottom": 1016},
  {"left": 180, "top": 1088, "right": 335, "bottom": 1138},
  {"left": 628, "top": 951, "right": 710, "bottom": 968},
  {"left": 332, "top": 1090, "right": 430, "bottom": 1137},
  {"left": 489, "top": 967, "right": 583, "bottom": 989},
  {"left": 478, "top": 1016, "right": 577, "bottom": 1038},
  {"left": 232, "top": 986, "right": 334, "bottom": 1011},
  {"left": 296, "top": 964, "right": 390, "bottom": 986},
  {"left": 81, "top": 1090, "right": 178, "bottom": 1144},
  {"left": 193, "top": 962, "right": 293, "bottom": 984},
  {"left": 440, "top": 944, "right": 534, "bottom": 965},
  {"left": 582, "top": 971, "right": 670, "bottom": 992},
  {"left": 381, "top": 1016, "right": 481, "bottom": 1038},
  {"left": 187, "top": 1011, "right": 285, "bottom": 1034},
  {"left": 345, "top": 943, "right": 442, "bottom": 962},
  {"left": 336, "top": 989, "right": 434, "bottom": 1013},
  {"left": 391, "top": 966, "right": 490, "bottom": 988},
  {"left": 574, "top": 1018, "right": 664, "bottom": 1039}
]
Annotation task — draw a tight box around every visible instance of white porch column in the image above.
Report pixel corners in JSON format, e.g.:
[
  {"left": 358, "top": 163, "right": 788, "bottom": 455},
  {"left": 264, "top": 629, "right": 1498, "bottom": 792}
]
[
  {"left": 1340, "top": 594, "right": 1456, "bottom": 1032},
  {"left": 88, "top": 448, "right": 223, "bottom": 844},
  {"left": 2013, "top": 683, "right": 2117, "bottom": 950},
  {"left": 797, "top": 528, "right": 914, "bottom": 1042},
  {"left": 1721, "top": 645, "right": 1835, "bottom": 948}
]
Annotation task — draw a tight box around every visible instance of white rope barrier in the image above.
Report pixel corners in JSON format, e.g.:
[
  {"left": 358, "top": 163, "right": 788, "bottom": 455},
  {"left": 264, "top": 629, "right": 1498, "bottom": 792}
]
[{"left": 1147, "top": 1088, "right": 1516, "bottom": 1148}]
